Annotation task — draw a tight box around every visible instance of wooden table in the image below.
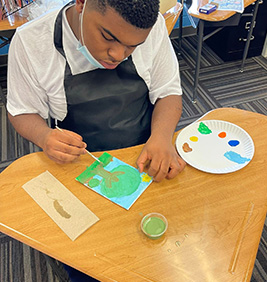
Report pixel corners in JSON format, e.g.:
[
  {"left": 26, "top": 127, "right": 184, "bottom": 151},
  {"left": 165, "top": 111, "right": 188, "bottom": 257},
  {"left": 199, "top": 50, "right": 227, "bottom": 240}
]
[
  {"left": 163, "top": 2, "right": 183, "bottom": 35},
  {"left": 0, "top": 8, "right": 28, "bottom": 31},
  {"left": 188, "top": 0, "right": 256, "bottom": 21},
  {"left": 184, "top": 0, "right": 260, "bottom": 101},
  {"left": 1, "top": 108, "right": 267, "bottom": 281},
  {"left": 0, "top": 7, "right": 28, "bottom": 49}
]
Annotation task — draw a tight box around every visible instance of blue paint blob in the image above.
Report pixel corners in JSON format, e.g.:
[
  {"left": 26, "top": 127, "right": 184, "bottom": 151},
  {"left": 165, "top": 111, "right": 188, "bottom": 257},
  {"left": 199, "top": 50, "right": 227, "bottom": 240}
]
[
  {"left": 224, "top": 151, "right": 251, "bottom": 164},
  {"left": 228, "top": 140, "right": 240, "bottom": 147}
]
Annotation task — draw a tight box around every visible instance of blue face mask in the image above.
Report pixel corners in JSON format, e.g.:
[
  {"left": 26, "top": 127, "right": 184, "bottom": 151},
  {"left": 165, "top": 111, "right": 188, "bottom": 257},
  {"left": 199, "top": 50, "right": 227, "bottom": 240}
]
[{"left": 77, "top": 41, "right": 105, "bottom": 69}]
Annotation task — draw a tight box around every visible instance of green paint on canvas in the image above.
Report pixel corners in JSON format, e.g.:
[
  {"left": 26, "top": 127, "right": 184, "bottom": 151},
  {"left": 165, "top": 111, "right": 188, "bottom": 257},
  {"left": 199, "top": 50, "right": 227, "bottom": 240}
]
[
  {"left": 76, "top": 152, "right": 153, "bottom": 210},
  {"left": 100, "top": 165, "right": 141, "bottom": 198}
]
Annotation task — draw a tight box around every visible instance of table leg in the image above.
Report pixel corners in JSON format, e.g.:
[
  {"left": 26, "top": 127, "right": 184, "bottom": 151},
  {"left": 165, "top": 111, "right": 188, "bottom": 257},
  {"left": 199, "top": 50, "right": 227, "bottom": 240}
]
[
  {"left": 192, "top": 19, "right": 204, "bottom": 102},
  {"left": 178, "top": 0, "right": 184, "bottom": 52},
  {"left": 240, "top": 0, "right": 260, "bottom": 72}
]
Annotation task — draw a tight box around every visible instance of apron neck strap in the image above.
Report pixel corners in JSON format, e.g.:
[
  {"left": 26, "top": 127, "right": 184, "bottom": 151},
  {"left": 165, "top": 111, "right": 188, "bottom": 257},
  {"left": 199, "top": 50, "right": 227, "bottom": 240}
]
[{"left": 54, "top": 1, "right": 75, "bottom": 58}]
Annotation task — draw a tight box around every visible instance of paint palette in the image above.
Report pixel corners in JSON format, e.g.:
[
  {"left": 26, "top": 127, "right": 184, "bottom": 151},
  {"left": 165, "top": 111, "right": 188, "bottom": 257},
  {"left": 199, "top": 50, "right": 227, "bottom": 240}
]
[{"left": 176, "top": 120, "right": 254, "bottom": 174}]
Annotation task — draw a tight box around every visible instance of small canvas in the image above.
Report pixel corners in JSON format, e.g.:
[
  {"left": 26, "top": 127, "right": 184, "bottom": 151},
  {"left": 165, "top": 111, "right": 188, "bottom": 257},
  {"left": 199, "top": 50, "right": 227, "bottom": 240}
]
[{"left": 76, "top": 152, "right": 153, "bottom": 210}]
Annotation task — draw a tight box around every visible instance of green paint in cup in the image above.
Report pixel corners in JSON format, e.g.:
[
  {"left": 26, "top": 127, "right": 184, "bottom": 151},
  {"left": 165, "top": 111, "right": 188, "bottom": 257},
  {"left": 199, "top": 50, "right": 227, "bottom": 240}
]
[{"left": 141, "top": 213, "right": 168, "bottom": 239}]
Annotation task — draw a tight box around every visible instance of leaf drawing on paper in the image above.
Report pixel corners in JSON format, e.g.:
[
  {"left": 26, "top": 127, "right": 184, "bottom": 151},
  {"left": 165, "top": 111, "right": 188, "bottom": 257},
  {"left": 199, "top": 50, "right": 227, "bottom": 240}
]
[
  {"left": 53, "top": 200, "right": 71, "bottom": 219},
  {"left": 36, "top": 177, "right": 72, "bottom": 219}
]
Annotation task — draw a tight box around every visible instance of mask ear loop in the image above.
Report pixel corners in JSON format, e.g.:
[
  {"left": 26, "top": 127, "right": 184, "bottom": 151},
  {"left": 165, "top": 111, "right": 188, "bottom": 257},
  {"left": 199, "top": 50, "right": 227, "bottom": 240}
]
[{"left": 80, "top": 0, "right": 88, "bottom": 45}]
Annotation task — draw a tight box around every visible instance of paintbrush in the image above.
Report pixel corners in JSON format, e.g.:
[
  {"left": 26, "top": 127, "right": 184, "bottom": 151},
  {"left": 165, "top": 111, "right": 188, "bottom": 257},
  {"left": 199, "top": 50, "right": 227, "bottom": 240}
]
[{"left": 55, "top": 126, "right": 103, "bottom": 165}]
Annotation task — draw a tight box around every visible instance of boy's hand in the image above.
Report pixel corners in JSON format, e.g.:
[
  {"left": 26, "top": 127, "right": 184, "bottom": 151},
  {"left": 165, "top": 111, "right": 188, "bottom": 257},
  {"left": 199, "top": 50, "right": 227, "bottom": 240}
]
[
  {"left": 136, "top": 136, "right": 186, "bottom": 182},
  {"left": 41, "top": 128, "right": 87, "bottom": 164}
]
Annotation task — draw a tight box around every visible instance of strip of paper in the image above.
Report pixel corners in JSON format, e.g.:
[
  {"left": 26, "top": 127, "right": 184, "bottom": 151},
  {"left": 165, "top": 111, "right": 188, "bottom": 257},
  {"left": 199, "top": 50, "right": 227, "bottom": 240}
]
[{"left": 22, "top": 170, "right": 99, "bottom": 241}]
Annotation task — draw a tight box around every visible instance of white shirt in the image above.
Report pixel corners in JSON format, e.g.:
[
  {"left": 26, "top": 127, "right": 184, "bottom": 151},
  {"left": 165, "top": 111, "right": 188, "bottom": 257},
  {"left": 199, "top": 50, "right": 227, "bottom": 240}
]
[{"left": 7, "top": 5, "right": 182, "bottom": 121}]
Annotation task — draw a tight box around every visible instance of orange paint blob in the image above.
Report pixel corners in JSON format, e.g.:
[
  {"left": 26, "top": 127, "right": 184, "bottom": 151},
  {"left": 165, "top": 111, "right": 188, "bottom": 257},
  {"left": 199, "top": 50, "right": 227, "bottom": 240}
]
[
  {"left": 182, "top": 143, "right": 192, "bottom": 153},
  {"left": 218, "top": 132, "right": 226, "bottom": 138}
]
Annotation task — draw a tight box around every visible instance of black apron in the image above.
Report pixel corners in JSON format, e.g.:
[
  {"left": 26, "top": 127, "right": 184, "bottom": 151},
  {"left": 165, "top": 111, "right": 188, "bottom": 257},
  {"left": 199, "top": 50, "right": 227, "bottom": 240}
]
[{"left": 53, "top": 4, "right": 153, "bottom": 152}]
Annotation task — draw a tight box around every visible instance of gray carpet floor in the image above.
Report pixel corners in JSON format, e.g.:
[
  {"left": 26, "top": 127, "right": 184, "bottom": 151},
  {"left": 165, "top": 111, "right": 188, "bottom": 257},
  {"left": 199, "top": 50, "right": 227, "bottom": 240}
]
[{"left": 0, "top": 35, "right": 267, "bottom": 281}]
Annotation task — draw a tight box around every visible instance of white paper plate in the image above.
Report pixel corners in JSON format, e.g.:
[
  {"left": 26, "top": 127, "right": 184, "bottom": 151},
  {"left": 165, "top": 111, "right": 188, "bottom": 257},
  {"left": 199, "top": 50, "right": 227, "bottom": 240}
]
[{"left": 176, "top": 120, "right": 254, "bottom": 174}]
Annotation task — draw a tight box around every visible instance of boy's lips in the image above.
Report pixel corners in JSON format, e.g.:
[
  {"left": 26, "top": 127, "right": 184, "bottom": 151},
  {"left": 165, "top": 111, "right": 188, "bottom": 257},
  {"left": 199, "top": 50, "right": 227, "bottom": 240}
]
[{"left": 100, "top": 61, "right": 119, "bottom": 69}]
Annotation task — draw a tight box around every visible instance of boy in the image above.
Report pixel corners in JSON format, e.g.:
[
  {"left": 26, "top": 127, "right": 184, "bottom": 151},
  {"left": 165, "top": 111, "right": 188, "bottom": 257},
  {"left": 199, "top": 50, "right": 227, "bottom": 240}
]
[{"left": 7, "top": 0, "right": 185, "bottom": 184}]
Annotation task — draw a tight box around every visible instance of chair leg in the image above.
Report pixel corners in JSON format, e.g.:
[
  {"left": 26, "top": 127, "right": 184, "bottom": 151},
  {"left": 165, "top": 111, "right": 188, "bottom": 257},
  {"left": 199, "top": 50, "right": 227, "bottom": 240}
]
[
  {"left": 0, "top": 85, "right": 7, "bottom": 106},
  {"left": 178, "top": 0, "right": 184, "bottom": 52},
  {"left": 240, "top": 0, "right": 260, "bottom": 72},
  {"left": 192, "top": 19, "right": 204, "bottom": 102}
]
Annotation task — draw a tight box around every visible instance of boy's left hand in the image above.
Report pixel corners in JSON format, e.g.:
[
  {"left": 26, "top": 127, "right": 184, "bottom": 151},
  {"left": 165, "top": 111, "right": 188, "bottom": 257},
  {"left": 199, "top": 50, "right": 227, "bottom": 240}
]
[{"left": 136, "top": 136, "right": 186, "bottom": 182}]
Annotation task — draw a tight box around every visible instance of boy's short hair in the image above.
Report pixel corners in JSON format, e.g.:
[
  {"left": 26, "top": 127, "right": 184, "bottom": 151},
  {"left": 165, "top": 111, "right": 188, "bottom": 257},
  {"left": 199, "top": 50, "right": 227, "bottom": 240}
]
[{"left": 88, "top": 0, "right": 160, "bottom": 29}]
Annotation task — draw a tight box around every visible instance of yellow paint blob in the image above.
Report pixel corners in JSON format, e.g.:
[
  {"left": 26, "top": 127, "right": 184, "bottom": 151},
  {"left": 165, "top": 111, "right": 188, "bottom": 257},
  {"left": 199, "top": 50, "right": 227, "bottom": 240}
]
[
  {"left": 142, "top": 173, "right": 152, "bottom": 183},
  {"left": 189, "top": 136, "right": 198, "bottom": 142}
]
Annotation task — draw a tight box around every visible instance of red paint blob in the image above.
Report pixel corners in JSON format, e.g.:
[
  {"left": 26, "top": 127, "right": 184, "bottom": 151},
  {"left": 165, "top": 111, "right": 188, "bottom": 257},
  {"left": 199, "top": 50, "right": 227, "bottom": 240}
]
[{"left": 218, "top": 132, "right": 226, "bottom": 138}]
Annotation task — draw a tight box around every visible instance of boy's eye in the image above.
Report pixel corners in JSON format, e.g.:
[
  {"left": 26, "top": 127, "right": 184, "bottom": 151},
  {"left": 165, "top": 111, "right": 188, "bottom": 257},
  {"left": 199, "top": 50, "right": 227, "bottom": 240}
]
[{"left": 101, "top": 32, "right": 115, "bottom": 42}]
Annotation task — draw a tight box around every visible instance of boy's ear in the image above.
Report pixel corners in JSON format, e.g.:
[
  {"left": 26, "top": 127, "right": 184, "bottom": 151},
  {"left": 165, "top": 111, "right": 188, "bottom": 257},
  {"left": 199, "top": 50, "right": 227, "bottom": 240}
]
[{"left": 76, "top": 0, "right": 85, "bottom": 14}]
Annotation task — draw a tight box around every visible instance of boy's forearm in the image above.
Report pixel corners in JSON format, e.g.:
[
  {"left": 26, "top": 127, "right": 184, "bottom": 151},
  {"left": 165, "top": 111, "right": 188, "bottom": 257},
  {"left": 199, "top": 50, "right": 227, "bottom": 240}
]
[
  {"left": 8, "top": 113, "right": 51, "bottom": 149},
  {"left": 151, "top": 95, "right": 182, "bottom": 142}
]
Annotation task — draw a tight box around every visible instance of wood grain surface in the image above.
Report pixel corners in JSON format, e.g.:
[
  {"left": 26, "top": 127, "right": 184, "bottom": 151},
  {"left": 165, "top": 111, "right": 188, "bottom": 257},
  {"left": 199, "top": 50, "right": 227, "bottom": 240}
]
[{"left": 1, "top": 108, "right": 267, "bottom": 282}]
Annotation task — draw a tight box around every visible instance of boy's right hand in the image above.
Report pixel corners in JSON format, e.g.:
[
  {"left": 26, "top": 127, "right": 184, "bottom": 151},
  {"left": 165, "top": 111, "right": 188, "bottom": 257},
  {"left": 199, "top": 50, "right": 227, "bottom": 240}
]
[{"left": 41, "top": 128, "right": 87, "bottom": 164}]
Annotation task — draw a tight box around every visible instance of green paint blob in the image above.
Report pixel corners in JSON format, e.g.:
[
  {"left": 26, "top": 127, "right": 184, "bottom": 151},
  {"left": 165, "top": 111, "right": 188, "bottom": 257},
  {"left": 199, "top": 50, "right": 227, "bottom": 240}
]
[
  {"left": 100, "top": 165, "right": 141, "bottom": 198},
  {"left": 142, "top": 217, "right": 166, "bottom": 236},
  {"left": 198, "top": 122, "right": 212, "bottom": 134}
]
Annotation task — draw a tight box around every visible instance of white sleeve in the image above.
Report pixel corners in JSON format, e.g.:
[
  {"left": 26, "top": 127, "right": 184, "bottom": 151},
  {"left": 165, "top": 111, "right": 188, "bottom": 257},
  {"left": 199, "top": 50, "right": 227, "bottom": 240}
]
[
  {"left": 148, "top": 14, "right": 182, "bottom": 104},
  {"left": 7, "top": 31, "right": 49, "bottom": 119}
]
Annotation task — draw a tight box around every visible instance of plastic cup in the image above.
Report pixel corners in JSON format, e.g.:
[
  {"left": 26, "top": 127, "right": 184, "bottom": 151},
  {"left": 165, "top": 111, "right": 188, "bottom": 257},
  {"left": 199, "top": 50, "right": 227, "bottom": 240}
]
[{"left": 141, "top": 212, "right": 168, "bottom": 239}]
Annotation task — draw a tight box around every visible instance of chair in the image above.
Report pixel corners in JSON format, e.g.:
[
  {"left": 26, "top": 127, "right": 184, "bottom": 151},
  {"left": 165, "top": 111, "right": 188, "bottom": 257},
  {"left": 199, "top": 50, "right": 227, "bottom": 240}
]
[{"left": 160, "top": 0, "right": 183, "bottom": 35}]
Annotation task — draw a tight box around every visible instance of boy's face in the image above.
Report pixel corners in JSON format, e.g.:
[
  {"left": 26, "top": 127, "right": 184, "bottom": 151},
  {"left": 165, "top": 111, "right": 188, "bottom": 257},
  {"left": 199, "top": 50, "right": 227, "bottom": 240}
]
[{"left": 80, "top": 6, "right": 152, "bottom": 69}]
